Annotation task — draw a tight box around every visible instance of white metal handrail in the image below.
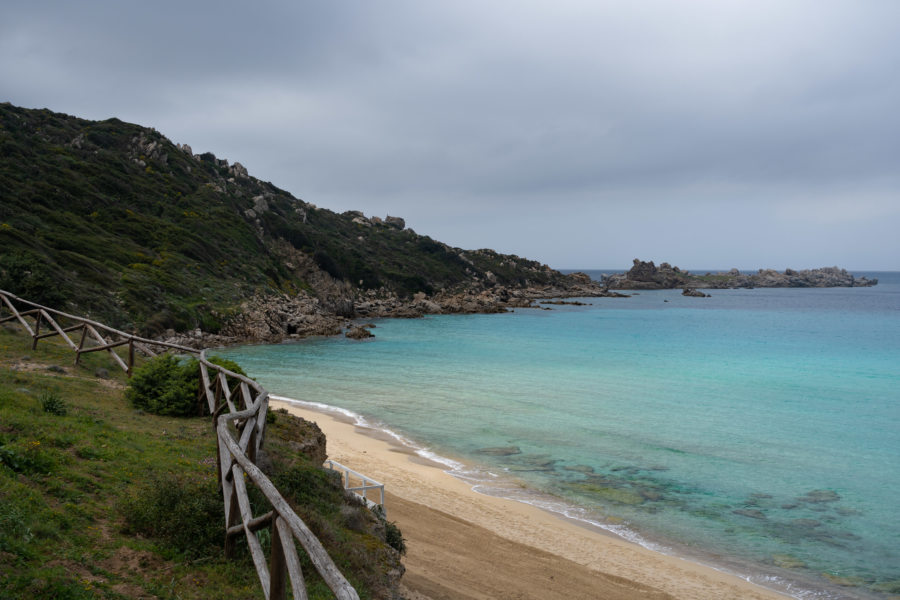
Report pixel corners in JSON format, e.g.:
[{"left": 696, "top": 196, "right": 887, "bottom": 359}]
[{"left": 325, "top": 459, "right": 385, "bottom": 514}]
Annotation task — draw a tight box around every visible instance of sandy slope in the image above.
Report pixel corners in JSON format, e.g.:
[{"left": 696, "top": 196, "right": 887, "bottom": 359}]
[{"left": 273, "top": 400, "right": 789, "bottom": 600}]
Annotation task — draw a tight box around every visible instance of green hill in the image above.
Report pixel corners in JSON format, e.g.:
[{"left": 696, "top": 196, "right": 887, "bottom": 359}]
[{"left": 0, "top": 103, "right": 573, "bottom": 335}]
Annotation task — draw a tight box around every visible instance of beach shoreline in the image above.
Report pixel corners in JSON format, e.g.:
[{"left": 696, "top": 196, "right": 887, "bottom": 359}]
[{"left": 271, "top": 397, "right": 792, "bottom": 600}]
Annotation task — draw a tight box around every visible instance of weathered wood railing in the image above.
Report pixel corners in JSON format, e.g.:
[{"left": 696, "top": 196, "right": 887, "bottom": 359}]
[
  {"left": 325, "top": 459, "right": 385, "bottom": 515},
  {"left": 0, "top": 289, "right": 360, "bottom": 600}
]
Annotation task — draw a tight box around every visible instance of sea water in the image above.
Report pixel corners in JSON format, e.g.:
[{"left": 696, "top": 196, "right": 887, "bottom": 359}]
[{"left": 217, "top": 271, "right": 900, "bottom": 599}]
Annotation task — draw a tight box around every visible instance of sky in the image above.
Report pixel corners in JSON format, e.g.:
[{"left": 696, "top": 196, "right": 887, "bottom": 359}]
[{"left": 3, "top": 1, "right": 899, "bottom": 271}]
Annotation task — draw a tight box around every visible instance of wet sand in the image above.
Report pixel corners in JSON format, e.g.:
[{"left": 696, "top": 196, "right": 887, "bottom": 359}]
[{"left": 272, "top": 399, "right": 790, "bottom": 600}]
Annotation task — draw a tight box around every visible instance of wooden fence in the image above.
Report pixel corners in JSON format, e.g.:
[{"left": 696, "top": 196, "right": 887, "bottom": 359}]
[{"left": 0, "top": 289, "right": 360, "bottom": 600}]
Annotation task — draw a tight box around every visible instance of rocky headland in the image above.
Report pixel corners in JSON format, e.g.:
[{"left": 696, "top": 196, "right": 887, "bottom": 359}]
[{"left": 605, "top": 259, "right": 877, "bottom": 290}]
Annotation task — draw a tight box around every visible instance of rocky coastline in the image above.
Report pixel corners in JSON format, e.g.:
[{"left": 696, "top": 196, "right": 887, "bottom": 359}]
[
  {"left": 160, "top": 271, "right": 624, "bottom": 348},
  {"left": 605, "top": 259, "right": 877, "bottom": 290},
  {"left": 158, "top": 259, "right": 878, "bottom": 349}
]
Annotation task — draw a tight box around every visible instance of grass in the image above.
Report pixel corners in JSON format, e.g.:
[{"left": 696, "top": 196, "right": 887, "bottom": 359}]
[{"left": 0, "top": 322, "right": 402, "bottom": 599}]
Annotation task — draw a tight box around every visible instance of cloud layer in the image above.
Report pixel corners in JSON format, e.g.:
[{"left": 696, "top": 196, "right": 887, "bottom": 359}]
[{"left": 3, "top": 1, "right": 898, "bottom": 269}]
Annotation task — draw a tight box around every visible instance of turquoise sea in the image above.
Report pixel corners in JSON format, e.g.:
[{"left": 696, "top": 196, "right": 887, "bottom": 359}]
[{"left": 218, "top": 271, "right": 900, "bottom": 600}]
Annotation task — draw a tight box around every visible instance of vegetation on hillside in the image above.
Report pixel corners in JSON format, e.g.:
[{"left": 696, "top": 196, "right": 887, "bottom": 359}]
[
  {"left": 0, "top": 103, "right": 567, "bottom": 335},
  {"left": 0, "top": 323, "right": 402, "bottom": 599}
]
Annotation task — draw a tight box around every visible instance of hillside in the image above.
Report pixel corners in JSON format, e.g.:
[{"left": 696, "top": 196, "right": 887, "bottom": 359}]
[
  {"left": 0, "top": 322, "right": 403, "bottom": 599},
  {"left": 0, "top": 103, "right": 593, "bottom": 337}
]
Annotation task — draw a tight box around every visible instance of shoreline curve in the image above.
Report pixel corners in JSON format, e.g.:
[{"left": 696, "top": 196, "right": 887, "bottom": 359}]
[{"left": 272, "top": 397, "right": 793, "bottom": 600}]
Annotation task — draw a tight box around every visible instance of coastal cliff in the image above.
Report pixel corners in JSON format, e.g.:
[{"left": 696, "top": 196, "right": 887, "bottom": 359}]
[{"left": 605, "top": 259, "right": 877, "bottom": 290}]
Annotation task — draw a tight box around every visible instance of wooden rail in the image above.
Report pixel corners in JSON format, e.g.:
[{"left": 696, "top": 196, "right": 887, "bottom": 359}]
[{"left": 0, "top": 290, "right": 361, "bottom": 600}]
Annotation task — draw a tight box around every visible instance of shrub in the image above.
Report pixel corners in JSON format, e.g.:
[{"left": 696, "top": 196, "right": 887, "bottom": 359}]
[
  {"left": 384, "top": 520, "right": 406, "bottom": 555},
  {"left": 119, "top": 471, "right": 222, "bottom": 558},
  {"left": 0, "top": 251, "right": 66, "bottom": 308},
  {"left": 39, "top": 390, "right": 67, "bottom": 416},
  {"left": 125, "top": 354, "right": 198, "bottom": 416},
  {"left": 273, "top": 462, "right": 344, "bottom": 517},
  {"left": 125, "top": 354, "right": 248, "bottom": 417},
  {"left": 0, "top": 440, "right": 53, "bottom": 474}
]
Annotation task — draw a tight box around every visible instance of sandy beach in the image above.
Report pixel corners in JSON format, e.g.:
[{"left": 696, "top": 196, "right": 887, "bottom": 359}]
[{"left": 272, "top": 399, "right": 790, "bottom": 600}]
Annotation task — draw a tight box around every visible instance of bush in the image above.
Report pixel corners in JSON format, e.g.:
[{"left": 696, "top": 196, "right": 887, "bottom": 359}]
[
  {"left": 39, "top": 390, "right": 67, "bottom": 416},
  {"left": 119, "top": 471, "right": 223, "bottom": 558},
  {"left": 125, "top": 354, "right": 198, "bottom": 416},
  {"left": 125, "top": 354, "right": 248, "bottom": 417},
  {"left": 0, "top": 251, "right": 66, "bottom": 308},
  {"left": 384, "top": 520, "right": 406, "bottom": 555},
  {"left": 273, "top": 462, "right": 344, "bottom": 517}
]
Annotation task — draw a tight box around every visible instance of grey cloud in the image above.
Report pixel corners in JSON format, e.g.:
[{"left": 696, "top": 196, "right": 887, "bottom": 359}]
[{"left": 2, "top": 0, "right": 899, "bottom": 269}]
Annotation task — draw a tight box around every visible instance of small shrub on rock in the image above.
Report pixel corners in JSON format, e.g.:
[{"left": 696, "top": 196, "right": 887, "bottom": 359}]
[{"left": 384, "top": 520, "right": 406, "bottom": 555}]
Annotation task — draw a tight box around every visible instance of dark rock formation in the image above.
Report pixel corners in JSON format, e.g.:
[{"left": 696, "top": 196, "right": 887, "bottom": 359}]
[
  {"left": 345, "top": 326, "right": 375, "bottom": 339},
  {"left": 682, "top": 288, "right": 710, "bottom": 297},
  {"left": 606, "top": 259, "right": 877, "bottom": 290},
  {"left": 384, "top": 215, "right": 406, "bottom": 229}
]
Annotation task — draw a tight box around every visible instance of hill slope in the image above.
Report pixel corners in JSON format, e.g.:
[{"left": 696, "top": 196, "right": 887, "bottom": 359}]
[
  {"left": 0, "top": 103, "right": 588, "bottom": 336},
  {"left": 0, "top": 323, "right": 402, "bottom": 599}
]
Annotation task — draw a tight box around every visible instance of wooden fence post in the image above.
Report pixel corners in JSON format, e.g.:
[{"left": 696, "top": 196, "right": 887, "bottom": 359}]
[
  {"left": 31, "top": 311, "right": 42, "bottom": 350},
  {"left": 75, "top": 325, "right": 87, "bottom": 366},
  {"left": 269, "top": 516, "right": 287, "bottom": 600}
]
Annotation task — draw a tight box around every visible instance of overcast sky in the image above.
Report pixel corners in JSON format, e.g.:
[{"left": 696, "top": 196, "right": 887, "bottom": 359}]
[{"left": 3, "top": 1, "right": 899, "bottom": 270}]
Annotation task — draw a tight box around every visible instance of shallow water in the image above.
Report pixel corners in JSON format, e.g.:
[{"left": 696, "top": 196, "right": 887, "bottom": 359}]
[{"left": 217, "top": 272, "right": 900, "bottom": 599}]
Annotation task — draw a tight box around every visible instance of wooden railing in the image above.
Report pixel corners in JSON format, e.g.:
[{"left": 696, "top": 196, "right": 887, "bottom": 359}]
[{"left": 0, "top": 289, "right": 360, "bottom": 600}]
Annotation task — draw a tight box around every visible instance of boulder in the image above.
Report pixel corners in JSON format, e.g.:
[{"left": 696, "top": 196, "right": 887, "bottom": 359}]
[
  {"left": 345, "top": 326, "right": 375, "bottom": 339},
  {"left": 682, "top": 287, "right": 710, "bottom": 297},
  {"left": 384, "top": 215, "right": 405, "bottom": 229}
]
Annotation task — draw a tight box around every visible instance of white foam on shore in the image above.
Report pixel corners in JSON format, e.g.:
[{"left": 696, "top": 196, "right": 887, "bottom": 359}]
[{"left": 271, "top": 394, "right": 852, "bottom": 600}]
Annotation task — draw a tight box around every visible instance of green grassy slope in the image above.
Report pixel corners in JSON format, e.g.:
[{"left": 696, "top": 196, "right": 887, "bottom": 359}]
[
  {"left": 0, "top": 323, "right": 402, "bottom": 599},
  {"left": 0, "top": 103, "right": 566, "bottom": 334}
]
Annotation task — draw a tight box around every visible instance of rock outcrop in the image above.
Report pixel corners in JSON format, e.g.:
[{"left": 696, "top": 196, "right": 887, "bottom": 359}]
[
  {"left": 606, "top": 259, "right": 877, "bottom": 290},
  {"left": 219, "top": 293, "right": 345, "bottom": 342},
  {"left": 353, "top": 272, "right": 626, "bottom": 320},
  {"left": 682, "top": 288, "right": 710, "bottom": 298},
  {"left": 345, "top": 326, "right": 374, "bottom": 339}
]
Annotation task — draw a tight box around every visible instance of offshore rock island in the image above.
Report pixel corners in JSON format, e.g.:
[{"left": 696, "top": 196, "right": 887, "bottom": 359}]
[{"left": 605, "top": 259, "right": 877, "bottom": 290}]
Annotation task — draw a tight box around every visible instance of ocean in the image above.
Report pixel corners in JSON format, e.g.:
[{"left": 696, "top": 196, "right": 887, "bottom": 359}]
[{"left": 216, "top": 271, "right": 900, "bottom": 600}]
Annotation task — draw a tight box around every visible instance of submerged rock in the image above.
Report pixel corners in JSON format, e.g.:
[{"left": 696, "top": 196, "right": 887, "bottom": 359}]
[
  {"left": 733, "top": 508, "right": 767, "bottom": 519},
  {"left": 571, "top": 483, "right": 645, "bottom": 505},
  {"left": 772, "top": 554, "right": 808, "bottom": 569},
  {"left": 477, "top": 446, "right": 522, "bottom": 456},
  {"left": 798, "top": 489, "right": 841, "bottom": 503},
  {"left": 563, "top": 464, "right": 596, "bottom": 474},
  {"left": 791, "top": 518, "right": 823, "bottom": 528}
]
